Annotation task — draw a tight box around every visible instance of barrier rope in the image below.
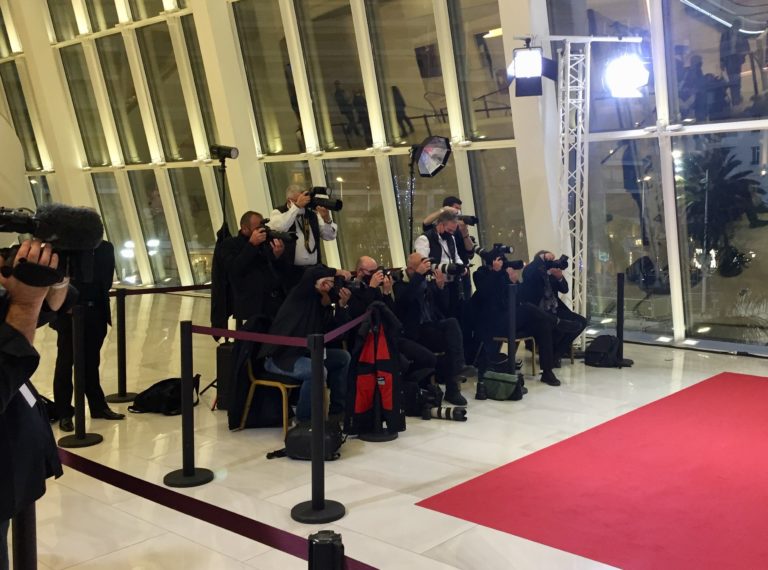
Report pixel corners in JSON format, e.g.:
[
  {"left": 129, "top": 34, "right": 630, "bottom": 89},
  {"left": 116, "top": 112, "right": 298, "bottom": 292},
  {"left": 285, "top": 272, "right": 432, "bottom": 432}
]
[{"left": 109, "top": 284, "right": 211, "bottom": 297}]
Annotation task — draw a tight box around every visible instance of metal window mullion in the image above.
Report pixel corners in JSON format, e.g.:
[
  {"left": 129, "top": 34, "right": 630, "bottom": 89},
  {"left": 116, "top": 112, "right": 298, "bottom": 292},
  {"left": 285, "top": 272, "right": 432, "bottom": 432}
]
[
  {"left": 0, "top": 72, "right": 10, "bottom": 122},
  {"left": 155, "top": 167, "right": 194, "bottom": 284},
  {"left": 0, "top": 0, "right": 22, "bottom": 52},
  {"left": 72, "top": 0, "right": 92, "bottom": 35},
  {"left": 451, "top": 149, "right": 478, "bottom": 242},
  {"left": 166, "top": 15, "right": 208, "bottom": 160},
  {"left": 350, "top": 0, "right": 387, "bottom": 149},
  {"left": 14, "top": 57, "right": 53, "bottom": 171},
  {"left": 115, "top": 0, "right": 131, "bottom": 23},
  {"left": 113, "top": 169, "right": 154, "bottom": 284},
  {"left": 309, "top": 158, "right": 342, "bottom": 268},
  {"left": 82, "top": 39, "right": 125, "bottom": 166},
  {"left": 432, "top": 0, "right": 465, "bottom": 144},
  {"left": 51, "top": 47, "right": 92, "bottom": 169},
  {"left": 374, "top": 153, "right": 405, "bottom": 266},
  {"left": 121, "top": 27, "right": 164, "bottom": 163},
  {"left": 278, "top": 0, "right": 320, "bottom": 155}
]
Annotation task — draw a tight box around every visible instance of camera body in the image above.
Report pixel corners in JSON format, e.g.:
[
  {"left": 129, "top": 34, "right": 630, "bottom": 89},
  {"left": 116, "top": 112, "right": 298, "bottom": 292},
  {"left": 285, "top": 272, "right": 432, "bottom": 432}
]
[
  {"left": 457, "top": 214, "right": 479, "bottom": 226},
  {"left": 473, "top": 242, "right": 524, "bottom": 270},
  {"left": 307, "top": 187, "right": 343, "bottom": 212},
  {"left": 544, "top": 254, "right": 569, "bottom": 271},
  {"left": 430, "top": 259, "right": 465, "bottom": 276},
  {"left": 260, "top": 218, "right": 297, "bottom": 242}
]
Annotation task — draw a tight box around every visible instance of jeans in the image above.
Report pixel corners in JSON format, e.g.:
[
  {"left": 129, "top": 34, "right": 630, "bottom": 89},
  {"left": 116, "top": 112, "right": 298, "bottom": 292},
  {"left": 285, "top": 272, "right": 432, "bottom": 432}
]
[{"left": 265, "top": 349, "right": 350, "bottom": 422}]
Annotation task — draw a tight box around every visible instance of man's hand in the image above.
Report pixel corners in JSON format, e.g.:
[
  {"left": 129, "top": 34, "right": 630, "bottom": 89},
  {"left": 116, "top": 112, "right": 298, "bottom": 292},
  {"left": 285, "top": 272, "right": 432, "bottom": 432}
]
[
  {"left": 270, "top": 239, "right": 284, "bottom": 258},
  {"left": 368, "top": 269, "right": 385, "bottom": 289},
  {"left": 338, "top": 288, "right": 351, "bottom": 308},
  {"left": 506, "top": 268, "right": 520, "bottom": 283},
  {"left": 295, "top": 191, "right": 312, "bottom": 209},
  {"left": 0, "top": 240, "right": 57, "bottom": 308},
  {"left": 336, "top": 269, "right": 352, "bottom": 281},
  {"left": 382, "top": 275, "right": 393, "bottom": 295},
  {"left": 249, "top": 227, "right": 267, "bottom": 247},
  {"left": 549, "top": 268, "right": 564, "bottom": 280},
  {"left": 492, "top": 257, "right": 504, "bottom": 272},
  {"left": 416, "top": 257, "right": 431, "bottom": 275},
  {"left": 315, "top": 205, "right": 332, "bottom": 223},
  {"left": 434, "top": 267, "right": 446, "bottom": 289}
]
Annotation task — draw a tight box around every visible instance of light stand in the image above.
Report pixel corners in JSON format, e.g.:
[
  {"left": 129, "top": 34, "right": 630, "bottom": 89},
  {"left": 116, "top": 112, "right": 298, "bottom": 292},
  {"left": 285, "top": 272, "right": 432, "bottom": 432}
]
[{"left": 408, "top": 136, "right": 452, "bottom": 246}]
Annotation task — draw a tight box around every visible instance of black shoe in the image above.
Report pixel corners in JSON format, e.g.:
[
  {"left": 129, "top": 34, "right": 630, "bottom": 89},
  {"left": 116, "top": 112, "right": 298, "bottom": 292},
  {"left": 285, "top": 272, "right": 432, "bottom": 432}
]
[
  {"left": 59, "top": 417, "right": 74, "bottom": 432},
  {"left": 540, "top": 370, "right": 561, "bottom": 387},
  {"left": 445, "top": 383, "right": 468, "bottom": 406},
  {"left": 91, "top": 407, "right": 125, "bottom": 420}
]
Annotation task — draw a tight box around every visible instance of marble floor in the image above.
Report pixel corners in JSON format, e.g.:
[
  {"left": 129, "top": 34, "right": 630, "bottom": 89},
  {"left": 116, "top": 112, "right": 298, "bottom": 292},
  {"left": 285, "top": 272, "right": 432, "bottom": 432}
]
[{"left": 12, "top": 293, "right": 768, "bottom": 569}]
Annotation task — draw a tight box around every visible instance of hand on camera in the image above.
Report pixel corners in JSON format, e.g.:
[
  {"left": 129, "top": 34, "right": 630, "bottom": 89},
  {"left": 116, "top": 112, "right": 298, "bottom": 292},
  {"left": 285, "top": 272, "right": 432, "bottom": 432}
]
[
  {"left": 506, "top": 268, "right": 520, "bottom": 283},
  {"left": 492, "top": 257, "right": 504, "bottom": 272},
  {"left": 549, "top": 268, "right": 564, "bottom": 280},
  {"left": 249, "top": 227, "right": 267, "bottom": 246},
  {"left": 434, "top": 267, "right": 446, "bottom": 289},
  {"left": 270, "top": 239, "right": 284, "bottom": 258},
  {"left": 368, "top": 269, "right": 385, "bottom": 289},
  {"left": 336, "top": 269, "right": 352, "bottom": 281},
  {"left": 382, "top": 275, "right": 393, "bottom": 295},
  {"left": 338, "top": 287, "right": 351, "bottom": 308},
  {"left": 416, "top": 257, "right": 431, "bottom": 275},
  {"left": 315, "top": 205, "right": 332, "bottom": 223},
  {"left": 295, "top": 191, "right": 312, "bottom": 209},
  {"left": 0, "top": 239, "right": 58, "bottom": 307}
]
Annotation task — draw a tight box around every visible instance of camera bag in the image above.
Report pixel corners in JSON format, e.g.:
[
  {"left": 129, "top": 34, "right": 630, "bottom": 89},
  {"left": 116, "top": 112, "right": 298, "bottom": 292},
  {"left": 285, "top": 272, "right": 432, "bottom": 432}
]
[
  {"left": 267, "top": 421, "right": 344, "bottom": 461},
  {"left": 128, "top": 375, "right": 200, "bottom": 416},
  {"left": 480, "top": 370, "right": 524, "bottom": 401},
  {"left": 584, "top": 335, "right": 621, "bottom": 367}
]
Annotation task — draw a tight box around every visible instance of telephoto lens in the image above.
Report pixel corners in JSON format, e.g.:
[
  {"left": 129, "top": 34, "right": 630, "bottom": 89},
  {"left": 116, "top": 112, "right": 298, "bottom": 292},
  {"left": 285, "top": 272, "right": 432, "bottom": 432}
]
[{"left": 429, "top": 406, "right": 467, "bottom": 421}]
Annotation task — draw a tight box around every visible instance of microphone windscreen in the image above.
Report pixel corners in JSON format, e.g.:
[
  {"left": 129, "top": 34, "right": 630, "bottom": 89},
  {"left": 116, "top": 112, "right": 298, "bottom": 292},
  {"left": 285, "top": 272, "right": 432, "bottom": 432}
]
[{"left": 34, "top": 203, "right": 104, "bottom": 250}]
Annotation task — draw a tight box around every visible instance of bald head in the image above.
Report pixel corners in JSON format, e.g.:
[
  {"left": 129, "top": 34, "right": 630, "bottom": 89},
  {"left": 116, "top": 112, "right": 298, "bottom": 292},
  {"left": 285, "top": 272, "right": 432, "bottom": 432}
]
[{"left": 407, "top": 252, "right": 425, "bottom": 271}]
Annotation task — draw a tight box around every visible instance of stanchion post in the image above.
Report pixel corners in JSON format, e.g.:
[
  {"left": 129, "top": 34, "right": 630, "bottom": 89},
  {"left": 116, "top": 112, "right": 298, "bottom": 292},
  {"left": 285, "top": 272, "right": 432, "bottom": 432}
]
[
  {"left": 59, "top": 305, "right": 103, "bottom": 448},
  {"left": 164, "top": 320, "right": 214, "bottom": 488},
  {"left": 291, "top": 334, "right": 345, "bottom": 524},
  {"left": 507, "top": 284, "right": 518, "bottom": 374},
  {"left": 11, "top": 503, "right": 37, "bottom": 570},
  {"left": 358, "top": 382, "right": 397, "bottom": 442},
  {"left": 617, "top": 272, "right": 625, "bottom": 366},
  {"left": 107, "top": 288, "right": 136, "bottom": 403}
]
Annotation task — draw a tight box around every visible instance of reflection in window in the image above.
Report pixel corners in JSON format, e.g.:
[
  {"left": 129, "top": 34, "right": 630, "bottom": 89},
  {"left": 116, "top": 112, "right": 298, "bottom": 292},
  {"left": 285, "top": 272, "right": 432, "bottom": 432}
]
[
  {"left": 234, "top": 0, "right": 304, "bottom": 155},
  {"left": 324, "top": 158, "right": 392, "bottom": 268},
  {"left": 127, "top": 170, "right": 181, "bottom": 285},
  {"left": 129, "top": 0, "right": 164, "bottom": 20},
  {"left": 29, "top": 176, "right": 52, "bottom": 206},
  {"left": 97, "top": 34, "right": 151, "bottom": 164},
  {"left": 390, "top": 153, "right": 459, "bottom": 252},
  {"left": 92, "top": 172, "right": 142, "bottom": 285},
  {"left": 0, "top": 62, "right": 42, "bottom": 171},
  {"left": 448, "top": 0, "right": 513, "bottom": 140},
  {"left": 47, "top": 0, "right": 79, "bottom": 42},
  {"left": 467, "top": 149, "right": 527, "bottom": 253},
  {"left": 0, "top": 8, "right": 12, "bottom": 58},
  {"left": 587, "top": 139, "right": 671, "bottom": 333},
  {"left": 137, "top": 23, "right": 195, "bottom": 161},
  {"left": 265, "top": 161, "right": 312, "bottom": 211},
  {"left": 168, "top": 168, "right": 215, "bottom": 284},
  {"left": 674, "top": 132, "right": 768, "bottom": 344},
  {"left": 60, "top": 44, "right": 111, "bottom": 166},
  {"left": 296, "top": 0, "right": 369, "bottom": 151},
  {"left": 182, "top": 15, "right": 218, "bottom": 147},
  {"left": 366, "top": 0, "right": 450, "bottom": 145},
  {"left": 85, "top": 0, "right": 119, "bottom": 32}
]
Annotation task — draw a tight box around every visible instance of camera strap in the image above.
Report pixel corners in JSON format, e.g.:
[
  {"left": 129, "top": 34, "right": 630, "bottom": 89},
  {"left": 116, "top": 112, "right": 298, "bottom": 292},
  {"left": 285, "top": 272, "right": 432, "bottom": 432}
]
[
  {"left": 1, "top": 260, "right": 63, "bottom": 287},
  {"left": 298, "top": 215, "right": 317, "bottom": 255}
]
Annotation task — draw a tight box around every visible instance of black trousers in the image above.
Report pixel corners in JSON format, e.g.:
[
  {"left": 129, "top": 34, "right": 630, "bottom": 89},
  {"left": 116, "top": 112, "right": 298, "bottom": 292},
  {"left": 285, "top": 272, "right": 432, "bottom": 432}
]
[
  {"left": 397, "top": 337, "right": 437, "bottom": 384},
  {"left": 0, "top": 517, "right": 8, "bottom": 570},
  {"left": 53, "top": 308, "right": 109, "bottom": 419},
  {"left": 406, "top": 318, "right": 464, "bottom": 383},
  {"left": 554, "top": 305, "right": 587, "bottom": 359}
]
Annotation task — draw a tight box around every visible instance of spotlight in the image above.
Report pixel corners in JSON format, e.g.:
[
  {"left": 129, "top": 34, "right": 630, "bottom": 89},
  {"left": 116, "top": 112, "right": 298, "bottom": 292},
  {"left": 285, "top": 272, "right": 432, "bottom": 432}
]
[
  {"left": 604, "top": 54, "right": 649, "bottom": 98},
  {"left": 413, "top": 136, "right": 452, "bottom": 177},
  {"left": 210, "top": 144, "right": 239, "bottom": 160},
  {"left": 507, "top": 40, "right": 557, "bottom": 97}
]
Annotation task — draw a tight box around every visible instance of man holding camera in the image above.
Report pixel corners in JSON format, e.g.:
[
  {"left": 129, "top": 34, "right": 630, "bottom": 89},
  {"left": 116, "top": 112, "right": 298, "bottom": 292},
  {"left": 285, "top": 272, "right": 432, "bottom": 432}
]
[
  {"left": 1, "top": 240, "right": 69, "bottom": 566},
  {"left": 520, "top": 251, "right": 587, "bottom": 367},
  {"left": 393, "top": 252, "right": 472, "bottom": 405},
  {"left": 268, "top": 184, "right": 338, "bottom": 291}
]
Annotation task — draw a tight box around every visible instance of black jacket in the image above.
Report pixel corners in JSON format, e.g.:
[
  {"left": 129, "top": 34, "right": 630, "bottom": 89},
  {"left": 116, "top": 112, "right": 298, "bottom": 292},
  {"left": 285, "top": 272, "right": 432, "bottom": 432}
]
[
  {"left": 73, "top": 240, "right": 115, "bottom": 325},
  {"left": 519, "top": 256, "right": 568, "bottom": 309},
  {"left": 392, "top": 271, "right": 449, "bottom": 338},
  {"left": 211, "top": 223, "right": 234, "bottom": 329},
  {"left": 274, "top": 204, "right": 324, "bottom": 266},
  {"left": 228, "top": 234, "right": 287, "bottom": 322},
  {"left": 421, "top": 227, "right": 473, "bottom": 267}
]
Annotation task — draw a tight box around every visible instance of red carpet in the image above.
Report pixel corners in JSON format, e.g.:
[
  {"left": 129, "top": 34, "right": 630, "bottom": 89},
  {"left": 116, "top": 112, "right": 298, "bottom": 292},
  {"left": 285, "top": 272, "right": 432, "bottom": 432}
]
[{"left": 418, "top": 372, "right": 768, "bottom": 569}]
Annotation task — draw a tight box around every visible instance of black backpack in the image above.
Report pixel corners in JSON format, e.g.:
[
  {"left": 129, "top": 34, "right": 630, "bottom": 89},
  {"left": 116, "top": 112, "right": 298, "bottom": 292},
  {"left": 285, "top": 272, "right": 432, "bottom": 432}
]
[
  {"left": 267, "top": 421, "right": 344, "bottom": 461},
  {"left": 128, "top": 375, "right": 201, "bottom": 416},
  {"left": 584, "top": 335, "right": 629, "bottom": 368}
]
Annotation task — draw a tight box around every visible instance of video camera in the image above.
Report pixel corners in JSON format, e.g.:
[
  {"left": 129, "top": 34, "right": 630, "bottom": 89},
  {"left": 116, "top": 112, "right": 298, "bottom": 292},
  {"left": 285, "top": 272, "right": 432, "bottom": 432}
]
[
  {"left": 306, "top": 187, "right": 343, "bottom": 212},
  {"left": 457, "top": 214, "right": 479, "bottom": 226},
  {"left": 260, "top": 218, "right": 298, "bottom": 242},
  {"left": 544, "top": 254, "right": 569, "bottom": 271},
  {"left": 473, "top": 243, "right": 525, "bottom": 270}
]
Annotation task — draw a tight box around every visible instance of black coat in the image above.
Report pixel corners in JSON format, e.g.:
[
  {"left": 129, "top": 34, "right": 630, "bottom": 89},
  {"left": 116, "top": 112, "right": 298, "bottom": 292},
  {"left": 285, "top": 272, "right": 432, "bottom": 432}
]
[
  {"left": 73, "top": 240, "right": 115, "bottom": 325},
  {"left": 228, "top": 234, "right": 287, "bottom": 322},
  {"left": 211, "top": 223, "right": 234, "bottom": 329},
  {"left": 392, "top": 272, "right": 449, "bottom": 338},
  {"left": 518, "top": 256, "right": 568, "bottom": 309}
]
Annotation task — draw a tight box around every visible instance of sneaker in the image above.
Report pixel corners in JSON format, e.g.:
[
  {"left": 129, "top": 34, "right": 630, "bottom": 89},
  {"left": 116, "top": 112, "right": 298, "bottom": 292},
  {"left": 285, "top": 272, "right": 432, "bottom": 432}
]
[{"left": 540, "top": 370, "right": 561, "bottom": 387}]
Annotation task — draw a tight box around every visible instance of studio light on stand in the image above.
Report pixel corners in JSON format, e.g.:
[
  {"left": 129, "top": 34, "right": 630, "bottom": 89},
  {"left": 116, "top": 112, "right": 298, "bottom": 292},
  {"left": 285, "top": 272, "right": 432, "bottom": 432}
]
[
  {"left": 407, "top": 136, "right": 452, "bottom": 245},
  {"left": 507, "top": 37, "right": 557, "bottom": 97},
  {"left": 210, "top": 144, "right": 239, "bottom": 238},
  {"left": 604, "top": 53, "right": 649, "bottom": 98}
]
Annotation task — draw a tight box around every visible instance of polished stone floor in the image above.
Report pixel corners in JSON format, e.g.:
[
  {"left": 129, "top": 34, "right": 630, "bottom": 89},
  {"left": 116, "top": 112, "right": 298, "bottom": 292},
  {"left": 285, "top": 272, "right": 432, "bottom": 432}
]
[{"left": 13, "top": 294, "right": 768, "bottom": 569}]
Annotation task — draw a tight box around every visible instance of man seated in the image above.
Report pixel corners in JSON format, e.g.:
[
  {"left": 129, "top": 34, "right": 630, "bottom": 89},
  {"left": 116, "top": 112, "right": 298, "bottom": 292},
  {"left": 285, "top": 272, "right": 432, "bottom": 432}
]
[
  {"left": 472, "top": 254, "right": 562, "bottom": 386},
  {"left": 257, "top": 265, "right": 351, "bottom": 426},
  {"left": 392, "top": 252, "right": 474, "bottom": 405}
]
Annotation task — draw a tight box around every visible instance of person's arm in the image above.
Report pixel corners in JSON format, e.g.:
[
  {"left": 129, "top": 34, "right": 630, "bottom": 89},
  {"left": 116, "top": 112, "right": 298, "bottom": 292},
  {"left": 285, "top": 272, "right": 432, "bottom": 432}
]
[
  {"left": 315, "top": 207, "right": 338, "bottom": 241},
  {"left": 230, "top": 238, "right": 270, "bottom": 281},
  {"left": 266, "top": 204, "right": 300, "bottom": 232},
  {"left": 393, "top": 272, "right": 425, "bottom": 308},
  {"left": 422, "top": 206, "right": 458, "bottom": 228},
  {"left": 414, "top": 235, "right": 430, "bottom": 260},
  {"left": 550, "top": 272, "right": 569, "bottom": 294},
  {"left": 0, "top": 322, "right": 41, "bottom": 414},
  {"left": 44, "top": 277, "right": 71, "bottom": 312}
]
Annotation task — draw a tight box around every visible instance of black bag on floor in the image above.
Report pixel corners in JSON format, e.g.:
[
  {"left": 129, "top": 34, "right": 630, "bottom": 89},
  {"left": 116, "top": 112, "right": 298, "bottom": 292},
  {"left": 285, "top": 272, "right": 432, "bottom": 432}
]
[
  {"left": 267, "top": 421, "right": 344, "bottom": 461},
  {"left": 128, "top": 375, "right": 200, "bottom": 415},
  {"left": 214, "top": 341, "right": 235, "bottom": 410},
  {"left": 584, "top": 335, "right": 621, "bottom": 367}
]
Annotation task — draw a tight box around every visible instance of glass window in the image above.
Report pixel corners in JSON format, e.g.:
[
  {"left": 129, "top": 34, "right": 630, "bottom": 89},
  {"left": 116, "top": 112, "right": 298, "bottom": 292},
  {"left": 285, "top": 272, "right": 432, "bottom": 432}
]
[
  {"left": 136, "top": 22, "right": 195, "bottom": 162},
  {"left": 0, "top": 62, "right": 42, "bottom": 171},
  {"left": 60, "top": 44, "right": 111, "bottom": 166},
  {"left": 265, "top": 160, "right": 312, "bottom": 211},
  {"left": 587, "top": 139, "right": 672, "bottom": 334},
  {"left": 0, "top": 8, "right": 12, "bottom": 58},
  {"left": 390, "top": 152, "right": 459, "bottom": 252},
  {"left": 296, "top": 0, "right": 369, "bottom": 151},
  {"left": 85, "top": 0, "right": 119, "bottom": 32},
  {"left": 366, "top": 0, "right": 450, "bottom": 146},
  {"left": 127, "top": 170, "right": 180, "bottom": 285},
  {"left": 128, "top": 0, "right": 164, "bottom": 20},
  {"left": 168, "top": 168, "right": 215, "bottom": 284},
  {"left": 233, "top": 0, "right": 304, "bottom": 155},
  {"left": 664, "top": 3, "right": 768, "bottom": 126},
  {"left": 96, "top": 34, "right": 151, "bottom": 164},
  {"left": 448, "top": 0, "right": 513, "bottom": 141},
  {"left": 674, "top": 132, "right": 768, "bottom": 344},
  {"left": 29, "top": 175, "right": 52, "bottom": 206},
  {"left": 181, "top": 15, "right": 218, "bottom": 146},
  {"left": 468, "top": 148, "right": 527, "bottom": 253},
  {"left": 47, "top": 0, "right": 79, "bottom": 42},
  {"left": 211, "top": 165, "right": 239, "bottom": 234},
  {"left": 92, "top": 172, "right": 142, "bottom": 285},
  {"left": 324, "top": 158, "right": 392, "bottom": 268}
]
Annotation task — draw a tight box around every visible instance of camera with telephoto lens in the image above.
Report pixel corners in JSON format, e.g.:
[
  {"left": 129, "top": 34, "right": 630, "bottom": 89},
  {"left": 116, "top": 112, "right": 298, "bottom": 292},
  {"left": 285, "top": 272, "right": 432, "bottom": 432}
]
[
  {"left": 473, "top": 243, "right": 524, "bottom": 270},
  {"left": 430, "top": 258, "right": 465, "bottom": 276},
  {"left": 457, "top": 214, "right": 479, "bottom": 226},
  {"left": 544, "top": 254, "right": 569, "bottom": 271},
  {"left": 423, "top": 406, "right": 467, "bottom": 421},
  {"left": 307, "top": 187, "right": 343, "bottom": 212},
  {"left": 260, "top": 218, "right": 297, "bottom": 242}
]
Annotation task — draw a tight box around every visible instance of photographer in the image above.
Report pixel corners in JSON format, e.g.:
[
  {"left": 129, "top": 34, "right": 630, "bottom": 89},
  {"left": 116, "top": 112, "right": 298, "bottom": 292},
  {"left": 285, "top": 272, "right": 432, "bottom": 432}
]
[
  {"left": 520, "top": 251, "right": 587, "bottom": 366},
  {"left": 472, "top": 254, "right": 562, "bottom": 386},
  {"left": 393, "top": 252, "right": 473, "bottom": 405},
  {"left": 268, "top": 184, "right": 338, "bottom": 290},
  {"left": 257, "top": 265, "right": 351, "bottom": 426},
  {"left": 1, "top": 240, "right": 68, "bottom": 565},
  {"left": 226, "top": 211, "right": 286, "bottom": 324},
  {"left": 421, "top": 196, "right": 475, "bottom": 278}
]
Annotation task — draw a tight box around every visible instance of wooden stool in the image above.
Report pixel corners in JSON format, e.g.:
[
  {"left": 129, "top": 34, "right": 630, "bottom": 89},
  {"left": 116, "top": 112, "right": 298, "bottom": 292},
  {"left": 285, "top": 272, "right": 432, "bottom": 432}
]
[{"left": 493, "top": 336, "right": 537, "bottom": 376}]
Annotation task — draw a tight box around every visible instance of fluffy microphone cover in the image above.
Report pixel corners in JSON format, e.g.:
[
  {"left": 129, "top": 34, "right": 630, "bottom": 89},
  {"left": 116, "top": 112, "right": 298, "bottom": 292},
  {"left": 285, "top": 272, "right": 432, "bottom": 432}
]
[{"left": 34, "top": 203, "right": 104, "bottom": 250}]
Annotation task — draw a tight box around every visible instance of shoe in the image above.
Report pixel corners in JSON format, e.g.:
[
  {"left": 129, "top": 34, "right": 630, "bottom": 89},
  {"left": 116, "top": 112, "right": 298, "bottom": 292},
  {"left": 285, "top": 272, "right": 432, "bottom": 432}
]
[
  {"left": 515, "top": 359, "right": 523, "bottom": 371},
  {"left": 458, "top": 364, "right": 477, "bottom": 378},
  {"left": 59, "top": 417, "right": 74, "bottom": 432},
  {"left": 553, "top": 358, "right": 562, "bottom": 369},
  {"left": 91, "top": 407, "right": 125, "bottom": 420},
  {"left": 540, "top": 370, "right": 561, "bottom": 387},
  {"left": 444, "top": 382, "right": 468, "bottom": 406}
]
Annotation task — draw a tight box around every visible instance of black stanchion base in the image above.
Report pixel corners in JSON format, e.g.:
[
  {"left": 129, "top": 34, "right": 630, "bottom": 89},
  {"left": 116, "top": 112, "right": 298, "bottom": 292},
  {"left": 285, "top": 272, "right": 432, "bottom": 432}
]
[
  {"left": 358, "top": 431, "right": 398, "bottom": 442},
  {"left": 106, "top": 392, "right": 137, "bottom": 403},
  {"left": 163, "top": 468, "right": 215, "bottom": 488},
  {"left": 58, "top": 433, "right": 103, "bottom": 448},
  {"left": 291, "top": 499, "right": 345, "bottom": 524}
]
